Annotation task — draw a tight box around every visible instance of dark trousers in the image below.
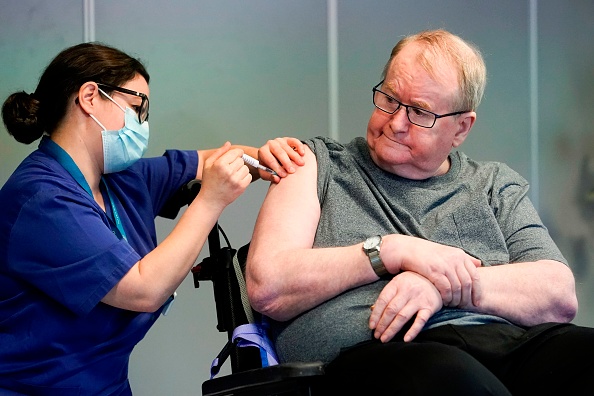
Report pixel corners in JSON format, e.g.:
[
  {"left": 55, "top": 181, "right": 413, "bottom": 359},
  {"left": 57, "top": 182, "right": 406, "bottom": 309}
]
[{"left": 322, "top": 322, "right": 594, "bottom": 395}]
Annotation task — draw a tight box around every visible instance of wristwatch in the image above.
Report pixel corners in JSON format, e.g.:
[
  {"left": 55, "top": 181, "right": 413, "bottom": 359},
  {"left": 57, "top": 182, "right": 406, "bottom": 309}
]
[{"left": 363, "top": 235, "right": 388, "bottom": 277}]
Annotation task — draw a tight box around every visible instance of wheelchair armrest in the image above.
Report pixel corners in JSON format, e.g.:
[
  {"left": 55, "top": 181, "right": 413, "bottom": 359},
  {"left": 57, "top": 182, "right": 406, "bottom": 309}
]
[{"left": 202, "top": 361, "right": 326, "bottom": 396}]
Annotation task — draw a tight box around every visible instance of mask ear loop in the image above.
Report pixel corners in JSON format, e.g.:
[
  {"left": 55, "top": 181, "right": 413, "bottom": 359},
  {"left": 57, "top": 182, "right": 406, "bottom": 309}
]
[
  {"left": 89, "top": 114, "right": 107, "bottom": 131},
  {"left": 98, "top": 88, "right": 126, "bottom": 112},
  {"left": 90, "top": 87, "right": 128, "bottom": 131}
]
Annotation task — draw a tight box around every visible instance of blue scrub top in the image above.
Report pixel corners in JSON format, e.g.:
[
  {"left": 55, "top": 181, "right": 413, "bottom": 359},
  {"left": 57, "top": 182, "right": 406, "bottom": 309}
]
[{"left": 0, "top": 139, "right": 198, "bottom": 395}]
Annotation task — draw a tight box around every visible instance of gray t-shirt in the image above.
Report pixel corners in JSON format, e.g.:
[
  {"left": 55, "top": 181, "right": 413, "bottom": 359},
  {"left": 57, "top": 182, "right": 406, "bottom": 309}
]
[{"left": 270, "top": 136, "right": 567, "bottom": 364}]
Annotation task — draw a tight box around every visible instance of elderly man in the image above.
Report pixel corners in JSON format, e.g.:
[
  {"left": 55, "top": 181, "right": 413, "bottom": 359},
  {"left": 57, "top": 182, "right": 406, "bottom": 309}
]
[{"left": 246, "top": 29, "right": 593, "bottom": 395}]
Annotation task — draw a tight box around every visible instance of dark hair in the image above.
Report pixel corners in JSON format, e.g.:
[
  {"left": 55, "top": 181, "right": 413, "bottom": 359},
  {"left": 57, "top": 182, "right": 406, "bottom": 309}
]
[{"left": 2, "top": 42, "right": 150, "bottom": 144}]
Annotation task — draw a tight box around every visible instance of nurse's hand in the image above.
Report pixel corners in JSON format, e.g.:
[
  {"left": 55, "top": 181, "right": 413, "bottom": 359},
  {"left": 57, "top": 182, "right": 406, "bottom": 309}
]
[{"left": 200, "top": 142, "right": 251, "bottom": 210}]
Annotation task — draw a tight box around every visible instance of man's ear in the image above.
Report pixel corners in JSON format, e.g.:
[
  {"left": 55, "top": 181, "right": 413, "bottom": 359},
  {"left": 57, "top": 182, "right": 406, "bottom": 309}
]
[
  {"left": 76, "top": 82, "right": 100, "bottom": 115},
  {"left": 452, "top": 111, "right": 476, "bottom": 148}
]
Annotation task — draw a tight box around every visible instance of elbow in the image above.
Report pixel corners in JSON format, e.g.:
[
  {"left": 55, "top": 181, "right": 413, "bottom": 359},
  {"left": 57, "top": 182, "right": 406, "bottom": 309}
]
[
  {"left": 144, "top": 298, "right": 168, "bottom": 313},
  {"left": 551, "top": 265, "right": 579, "bottom": 323},
  {"left": 128, "top": 284, "right": 173, "bottom": 313},
  {"left": 247, "top": 278, "right": 285, "bottom": 321},
  {"left": 246, "top": 264, "right": 292, "bottom": 321},
  {"left": 104, "top": 296, "right": 164, "bottom": 313},
  {"left": 248, "top": 286, "right": 302, "bottom": 322},
  {"left": 246, "top": 276, "right": 267, "bottom": 314},
  {"left": 131, "top": 293, "right": 169, "bottom": 313},
  {"left": 128, "top": 282, "right": 176, "bottom": 313},
  {"left": 103, "top": 279, "right": 168, "bottom": 313},
  {"left": 554, "top": 292, "right": 578, "bottom": 323}
]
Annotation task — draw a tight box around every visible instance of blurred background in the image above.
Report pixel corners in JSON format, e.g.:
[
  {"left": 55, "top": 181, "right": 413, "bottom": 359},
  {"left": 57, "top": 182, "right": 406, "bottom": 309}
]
[{"left": 1, "top": 1, "right": 593, "bottom": 394}]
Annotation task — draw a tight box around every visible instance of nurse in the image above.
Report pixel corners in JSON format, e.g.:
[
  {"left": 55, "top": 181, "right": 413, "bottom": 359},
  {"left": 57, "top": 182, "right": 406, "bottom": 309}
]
[{"left": 0, "top": 42, "right": 304, "bottom": 395}]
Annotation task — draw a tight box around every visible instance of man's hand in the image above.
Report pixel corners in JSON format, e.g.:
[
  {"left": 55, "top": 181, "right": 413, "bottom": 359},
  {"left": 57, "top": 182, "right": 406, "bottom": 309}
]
[
  {"left": 369, "top": 271, "right": 442, "bottom": 342},
  {"left": 257, "top": 137, "right": 305, "bottom": 181},
  {"left": 382, "top": 234, "right": 482, "bottom": 307}
]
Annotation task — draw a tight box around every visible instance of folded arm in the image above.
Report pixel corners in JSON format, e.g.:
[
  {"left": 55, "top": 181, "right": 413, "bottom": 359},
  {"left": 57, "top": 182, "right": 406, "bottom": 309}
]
[
  {"left": 247, "top": 146, "right": 485, "bottom": 321},
  {"left": 247, "top": 146, "right": 578, "bottom": 328},
  {"left": 370, "top": 258, "right": 578, "bottom": 343},
  {"left": 468, "top": 259, "right": 577, "bottom": 325}
]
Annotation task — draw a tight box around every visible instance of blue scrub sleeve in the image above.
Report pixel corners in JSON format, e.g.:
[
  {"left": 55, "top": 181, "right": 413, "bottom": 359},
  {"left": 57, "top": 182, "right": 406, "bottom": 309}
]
[{"left": 132, "top": 150, "right": 199, "bottom": 218}]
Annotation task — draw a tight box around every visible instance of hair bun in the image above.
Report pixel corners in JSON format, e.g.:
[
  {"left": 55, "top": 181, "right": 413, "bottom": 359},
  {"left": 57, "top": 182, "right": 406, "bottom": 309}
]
[{"left": 2, "top": 91, "right": 44, "bottom": 144}]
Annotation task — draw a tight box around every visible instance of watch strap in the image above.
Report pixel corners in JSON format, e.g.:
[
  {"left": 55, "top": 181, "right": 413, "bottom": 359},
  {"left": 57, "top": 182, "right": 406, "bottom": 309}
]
[
  {"left": 369, "top": 249, "right": 388, "bottom": 277},
  {"left": 364, "top": 236, "right": 388, "bottom": 277}
]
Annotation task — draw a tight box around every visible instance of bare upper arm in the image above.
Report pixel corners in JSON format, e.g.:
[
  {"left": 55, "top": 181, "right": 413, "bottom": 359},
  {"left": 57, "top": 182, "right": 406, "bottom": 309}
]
[{"left": 249, "top": 146, "right": 320, "bottom": 257}]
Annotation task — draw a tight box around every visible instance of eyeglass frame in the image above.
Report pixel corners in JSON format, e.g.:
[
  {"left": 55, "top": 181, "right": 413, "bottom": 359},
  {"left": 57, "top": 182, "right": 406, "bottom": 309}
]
[
  {"left": 372, "top": 80, "right": 469, "bottom": 128},
  {"left": 96, "top": 83, "right": 149, "bottom": 124}
]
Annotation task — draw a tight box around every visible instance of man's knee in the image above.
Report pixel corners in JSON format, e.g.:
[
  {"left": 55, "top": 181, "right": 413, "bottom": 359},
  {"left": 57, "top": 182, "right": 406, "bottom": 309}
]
[{"left": 324, "top": 341, "right": 511, "bottom": 395}]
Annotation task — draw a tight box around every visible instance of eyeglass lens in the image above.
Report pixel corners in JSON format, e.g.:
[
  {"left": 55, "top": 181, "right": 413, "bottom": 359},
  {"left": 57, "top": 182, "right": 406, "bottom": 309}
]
[
  {"left": 373, "top": 89, "right": 435, "bottom": 128},
  {"left": 97, "top": 83, "right": 149, "bottom": 124}
]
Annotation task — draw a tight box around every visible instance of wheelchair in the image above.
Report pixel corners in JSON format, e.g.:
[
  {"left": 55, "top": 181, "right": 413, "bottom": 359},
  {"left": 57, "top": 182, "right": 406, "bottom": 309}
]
[{"left": 181, "top": 181, "right": 327, "bottom": 395}]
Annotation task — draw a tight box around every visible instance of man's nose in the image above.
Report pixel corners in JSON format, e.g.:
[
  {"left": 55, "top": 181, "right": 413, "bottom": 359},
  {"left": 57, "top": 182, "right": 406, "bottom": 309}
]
[{"left": 389, "top": 106, "right": 411, "bottom": 129}]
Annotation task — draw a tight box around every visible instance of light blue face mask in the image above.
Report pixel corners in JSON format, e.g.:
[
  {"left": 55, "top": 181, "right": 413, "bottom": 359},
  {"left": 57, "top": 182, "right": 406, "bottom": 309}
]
[{"left": 90, "top": 88, "right": 150, "bottom": 174}]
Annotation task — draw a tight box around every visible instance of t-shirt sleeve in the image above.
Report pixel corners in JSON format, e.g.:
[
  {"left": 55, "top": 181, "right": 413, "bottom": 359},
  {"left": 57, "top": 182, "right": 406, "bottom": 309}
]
[
  {"left": 305, "top": 137, "right": 331, "bottom": 206},
  {"left": 492, "top": 164, "right": 567, "bottom": 265}
]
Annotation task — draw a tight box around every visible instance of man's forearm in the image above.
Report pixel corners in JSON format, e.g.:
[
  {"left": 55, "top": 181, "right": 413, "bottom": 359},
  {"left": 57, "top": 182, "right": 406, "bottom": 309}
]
[
  {"left": 246, "top": 244, "right": 377, "bottom": 321},
  {"left": 468, "top": 260, "right": 577, "bottom": 326}
]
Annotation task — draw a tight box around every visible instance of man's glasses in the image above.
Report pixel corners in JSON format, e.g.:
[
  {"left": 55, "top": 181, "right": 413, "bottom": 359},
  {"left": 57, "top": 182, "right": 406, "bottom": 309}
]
[
  {"left": 97, "top": 83, "right": 149, "bottom": 124},
  {"left": 372, "top": 81, "right": 468, "bottom": 128}
]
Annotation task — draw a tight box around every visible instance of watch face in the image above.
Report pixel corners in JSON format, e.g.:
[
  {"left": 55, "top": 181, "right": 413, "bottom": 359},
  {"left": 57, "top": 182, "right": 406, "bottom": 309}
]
[{"left": 364, "top": 235, "right": 381, "bottom": 249}]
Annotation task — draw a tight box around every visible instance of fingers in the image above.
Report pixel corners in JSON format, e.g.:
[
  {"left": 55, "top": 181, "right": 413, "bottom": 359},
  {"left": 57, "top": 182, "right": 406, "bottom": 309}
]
[
  {"left": 370, "top": 272, "right": 443, "bottom": 343},
  {"left": 374, "top": 303, "right": 415, "bottom": 343},
  {"left": 403, "top": 309, "right": 431, "bottom": 342},
  {"left": 214, "top": 147, "right": 251, "bottom": 180},
  {"left": 416, "top": 245, "right": 481, "bottom": 308},
  {"left": 433, "top": 275, "right": 453, "bottom": 306},
  {"left": 469, "top": 258, "right": 482, "bottom": 306},
  {"left": 371, "top": 295, "right": 430, "bottom": 343},
  {"left": 444, "top": 256, "right": 481, "bottom": 308},
  {"left": 257, "top": 168, "right": 281, "bottom": 183},
  {"left": 200, "top": 144, "right": 251, "bottom": 209},
  {"left": 447, "top": 259, "right": 473, "bottom": 307},
  {"left": 258, "top": 138, "right": 306, "bottom": 177},
  {"left": 284, "top": 138, "right": 306, "bottom": 163},
  {"left": 369, "top": 284, "right": 397, "bottom": 332},
  {"left": 464, "top": 258, "right": 481, "bottom": 307},
  {"left": 225, "top": 150, "right": 249, "bottom": 173},
  {"left": 471, "top": 268, "right": 481, "bottom": 307},
  {"left": 455, "top": 264, "right": 471, "bottom": 308},
  {"left": 204, "top": 141, "right": 232, "bottom": 166}
]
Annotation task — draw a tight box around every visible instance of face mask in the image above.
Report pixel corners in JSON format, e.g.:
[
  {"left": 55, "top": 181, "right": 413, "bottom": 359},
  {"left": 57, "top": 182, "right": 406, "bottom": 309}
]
[{"left": 89, "top": 88, "right": 150, "bottom": 174}]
